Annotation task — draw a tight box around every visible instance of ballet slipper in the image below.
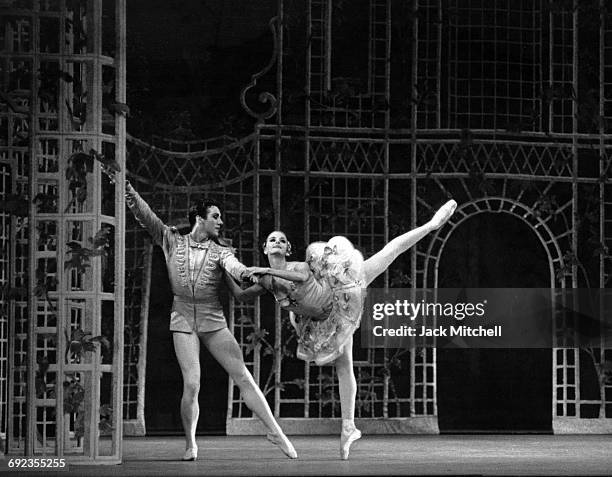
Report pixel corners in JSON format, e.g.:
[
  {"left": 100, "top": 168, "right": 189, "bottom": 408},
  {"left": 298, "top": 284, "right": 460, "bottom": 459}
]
[
  {"left": 267, "top": 432, "right": 298, "bottom": 459},
  {"left": 340, "top": 427, "right": 362, "bottom": 460},
  {"left": 182, "top": 446, "right": 198, "bottom": 461},
  {"left": 429, "top": 199, "right": 457, "bottom": 229}
]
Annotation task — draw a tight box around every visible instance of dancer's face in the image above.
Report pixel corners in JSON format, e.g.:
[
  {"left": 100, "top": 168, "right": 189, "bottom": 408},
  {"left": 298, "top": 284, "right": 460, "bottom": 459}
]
[
  {"left": 264, "top": 231, "right": 290, "bottom": 257},
  {"left": 198, "top": 205, "right": 223, "bottom": 238}
]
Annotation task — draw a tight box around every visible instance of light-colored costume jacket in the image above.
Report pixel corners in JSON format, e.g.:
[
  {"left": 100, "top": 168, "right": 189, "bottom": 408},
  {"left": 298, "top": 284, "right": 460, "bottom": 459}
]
[{"left": 126, "top": 183, "right": 247, "bottom": 332}]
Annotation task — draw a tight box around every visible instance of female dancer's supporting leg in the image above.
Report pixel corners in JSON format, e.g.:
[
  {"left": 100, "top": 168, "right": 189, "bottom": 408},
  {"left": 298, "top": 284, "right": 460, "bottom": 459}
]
[
  {"left": 201, "top": 328, "right": 297, "bottom": 458},
  {"left": 333, "top": 199, "right": 456, "bottom": 459},
  {"left": 334, "top": 335, "right": 360, "bottom": 460}
]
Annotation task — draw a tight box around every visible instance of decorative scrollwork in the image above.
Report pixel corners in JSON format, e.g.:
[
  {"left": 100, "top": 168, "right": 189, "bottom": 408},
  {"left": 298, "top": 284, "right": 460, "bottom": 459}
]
[{"left": 240, "top": 17, "right": 280, "bottom": 122}]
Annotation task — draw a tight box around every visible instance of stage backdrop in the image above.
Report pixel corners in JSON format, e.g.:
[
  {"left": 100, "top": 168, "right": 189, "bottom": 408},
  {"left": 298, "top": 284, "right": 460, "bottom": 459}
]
[{"left": 119, "top": 0, "right": 612, "bottom": 437}]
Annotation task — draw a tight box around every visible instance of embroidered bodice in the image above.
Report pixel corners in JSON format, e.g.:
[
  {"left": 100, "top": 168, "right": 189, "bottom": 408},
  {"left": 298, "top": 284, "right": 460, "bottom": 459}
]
[{"left": 260, "top": 263, "right": 333, "bottom": 320}]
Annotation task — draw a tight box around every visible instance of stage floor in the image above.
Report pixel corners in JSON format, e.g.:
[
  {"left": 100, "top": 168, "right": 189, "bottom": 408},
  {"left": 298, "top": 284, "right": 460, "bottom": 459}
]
[{"left": 27, "top": 435, "right": 612, "bottom": 476}]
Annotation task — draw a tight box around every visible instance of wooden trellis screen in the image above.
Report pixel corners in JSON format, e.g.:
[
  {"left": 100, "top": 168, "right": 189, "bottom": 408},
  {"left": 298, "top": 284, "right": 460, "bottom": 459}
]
[
  {"left": 121, "top": 0, "right": 611, "bottom": 435},
  {"left": 121, "top": 130, "right": 437, "bottom": 436},
  {"left": 2, "top": 0, "right": 612, "bottom": 462},
  {"left": 1, "top": 0, "right": 127, "bottom": 462},
  {"left": 122, "top": 133, "right": 261, "bottom": 435}
]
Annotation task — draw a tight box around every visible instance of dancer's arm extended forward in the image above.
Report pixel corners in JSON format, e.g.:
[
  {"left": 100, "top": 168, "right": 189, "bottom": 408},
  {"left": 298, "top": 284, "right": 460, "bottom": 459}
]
[
  {"left": 246, "top": 262, "right": 310, "bottom": 283},
  {"left": 224, "top": 272, "right": 266, "bottom": 302},
  {"left": 101, "top": 166, "right": 169, "bottom": 246},
  {"left": 125, "top": 182, "right": 169, "bottom": 246},
  {"left": 219, "top": 248, "right": 249, "bottom": 282}
]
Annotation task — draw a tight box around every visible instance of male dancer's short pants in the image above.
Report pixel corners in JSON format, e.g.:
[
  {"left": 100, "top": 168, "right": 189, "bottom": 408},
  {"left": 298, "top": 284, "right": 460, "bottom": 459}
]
[{"left": 170, "top": 296, "right": 227, "bottom": 333}]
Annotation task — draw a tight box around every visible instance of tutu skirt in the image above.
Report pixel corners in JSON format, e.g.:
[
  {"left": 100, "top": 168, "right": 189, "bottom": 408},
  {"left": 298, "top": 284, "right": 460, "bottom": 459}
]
[{"left": 291, "top": 236, "right": 366, "bottom": 366}]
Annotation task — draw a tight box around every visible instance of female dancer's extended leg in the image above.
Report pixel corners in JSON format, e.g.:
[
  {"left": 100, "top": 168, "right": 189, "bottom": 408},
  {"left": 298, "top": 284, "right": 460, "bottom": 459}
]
[
  {"left": 362, "top": 200, "right": 456, "bottom": 286},
  {"left": 200, "top": 328, "right": 297, "bottom": 459},
  {"left": 334, "top": 335, "right": 361, "bottom": 460},
  {"left": 172, "top": 331, "right": 202, "bottom": 460}
]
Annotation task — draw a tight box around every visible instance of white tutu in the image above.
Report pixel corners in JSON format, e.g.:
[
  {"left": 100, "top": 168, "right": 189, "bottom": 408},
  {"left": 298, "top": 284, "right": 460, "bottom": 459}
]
[{"left": 291, "top": 236, "right": 366, "bottom": 366}]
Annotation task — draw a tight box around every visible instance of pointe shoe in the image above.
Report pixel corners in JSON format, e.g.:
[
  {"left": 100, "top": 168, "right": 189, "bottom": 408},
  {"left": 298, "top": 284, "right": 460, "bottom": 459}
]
[
  {"left": 182, "top": 447, "right": 198, "bottom": 461},
  {"left": 430, "top": 199, "right": 457, "bottom": 229},
  {"left": 340, "top": 427, "right": 362, "bottom": 460},
  {"left": 267, "top": 432, "right": 298, "bottom": 459}
]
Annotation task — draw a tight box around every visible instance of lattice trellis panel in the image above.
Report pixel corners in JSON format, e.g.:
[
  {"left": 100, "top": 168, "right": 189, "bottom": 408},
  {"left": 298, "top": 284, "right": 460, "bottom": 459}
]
[
  {"left": 123, "top": 133, "right": 260, "bottom": 434},
  {"left": 366, "top": 0, "right": 390, "bottom": 129},
  {"left": 121, "top": 237, "right": 150, "bottom": 436},
  {"left": 411, "top": 138, "right": 577, "bottom": 289},
  {"left": 7, "top": 159, "right": 29, "bottom": 455},
  {"left": 126, "top": 134, "right": 257, "bottom": 189},
  {"left": 530, "top": 0, "right": 612, "bottom": 433},
  {"left": 227, "top": 133, "right": 438, "bottom": 434},
  {"left": 120, "top": 0, "right": 612, "bottom": 437},
  {"left": 242, "top": 0, "right": 610, "bottom": 434},
  {"left": 307, "top": 0, "right": 331, "bottom": 127},
  {"left": 304, "top": 153, "right": 393, "bottom": 424},
  {"left": 603, "top": 0, "right": 612, "bottom": 135},
  {"left": 563, "top": 143, "right": 612, "bottom": 431},
  {"left": 124, "top": 129, "right": 439, "bottom": 435},
  {"left": 1, "top": 19, "right": 31, "bottom": 452},
  {"left": 549, "top": 1, "right": 575, "bottom": 134},
  {"left": 0, "top": 158, "right": 10, "bottom": 448},
  {"left": 596, "top": 3, "right": 612, "bottom": 429},
  {"left": 309, "top": 139, "right": 386, "bottom": 174},
  {"left": 413, "top": 172, "right": 581, "bottom": 429},
  {"left": 415, "top": 140, "right": 575, "bottom": 178},
  {"left": 1, "top": 1, "right": 126, "bottom": 462},
  {"left": 446, "top": 1, "right": 544, "bottom": 131},
  {"left": 415, "top": 0, "right": 441, "bottom": 129},
  {"left": 407, "top": 132, "right": 612, "bottom": 432},
  {"left": 305, "top": 0, "right": 390, "bottom": 129},
  {"left": 122, "top": 133, "right": 261, "bottom": 435}
]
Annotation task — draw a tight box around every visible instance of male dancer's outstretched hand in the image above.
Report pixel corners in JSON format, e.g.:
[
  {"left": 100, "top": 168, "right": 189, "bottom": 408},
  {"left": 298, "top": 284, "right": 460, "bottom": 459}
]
[
  {"left": 101, "top": 164, "right": 118, "bottom": 184},
  {"left": 429, "top": 199, "right": 457, "bottom": 230}
]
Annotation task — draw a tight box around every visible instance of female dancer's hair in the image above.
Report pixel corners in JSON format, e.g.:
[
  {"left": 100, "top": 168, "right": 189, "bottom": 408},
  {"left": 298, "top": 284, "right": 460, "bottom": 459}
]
[{"left": 262, "top": 230, "right": 292, "bottom": 256}]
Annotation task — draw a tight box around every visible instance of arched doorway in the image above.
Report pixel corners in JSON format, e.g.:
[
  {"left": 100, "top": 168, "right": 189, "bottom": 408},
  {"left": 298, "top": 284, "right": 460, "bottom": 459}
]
[{"left": 436, "top": 213, "right": 552, "bottom": 432}]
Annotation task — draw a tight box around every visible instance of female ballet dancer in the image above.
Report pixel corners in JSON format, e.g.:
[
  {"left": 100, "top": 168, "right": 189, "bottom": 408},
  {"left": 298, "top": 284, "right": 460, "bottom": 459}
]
[
  {"left": 104, "top": 168, "right": 297, "bottom": 461},
  {"left": 225, "top": 199, "right": 457, "bottom": 460}
]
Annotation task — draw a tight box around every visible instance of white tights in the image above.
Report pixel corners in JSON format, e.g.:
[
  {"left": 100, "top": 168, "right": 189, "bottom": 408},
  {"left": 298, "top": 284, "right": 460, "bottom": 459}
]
[
  {"left": 362, "top": 222, "right": 433, "bottom": 287},
  {"left": 173, "top": 328, "right": 284, "bottom": 450},
  {"left": 334, "top": 335, "right": 356, "bottom": 423},
  {"left": 336, "top": 221, "right": 435, "bottom": 429}
]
